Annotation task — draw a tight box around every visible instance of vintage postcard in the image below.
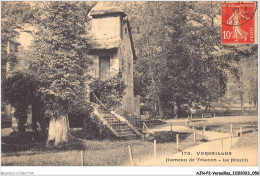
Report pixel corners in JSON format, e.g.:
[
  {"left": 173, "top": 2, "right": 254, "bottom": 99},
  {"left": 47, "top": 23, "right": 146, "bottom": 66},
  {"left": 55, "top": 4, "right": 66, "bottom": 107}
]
[{"left": 1, "top": 1, "right": 259, "bottom": 175}]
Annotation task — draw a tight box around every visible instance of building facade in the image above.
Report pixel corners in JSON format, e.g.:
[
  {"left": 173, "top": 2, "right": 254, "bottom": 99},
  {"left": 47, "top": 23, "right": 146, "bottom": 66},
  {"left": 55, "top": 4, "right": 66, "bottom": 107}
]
[{"left": 87, "top": 4, "right": 139, "bottom": 115}]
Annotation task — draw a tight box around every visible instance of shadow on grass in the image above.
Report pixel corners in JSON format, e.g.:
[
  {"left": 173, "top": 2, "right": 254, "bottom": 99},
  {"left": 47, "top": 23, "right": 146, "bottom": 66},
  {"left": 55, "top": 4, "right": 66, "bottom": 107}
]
[
  {"left": 147, "top": 131, "right": 190, "bottom": 143},
  {"left": 2, "top": 132, "right": 202, "bottom": 166},
  {"left": 192, "top": 122, "right": 258, "bottom": 133},
  {"left": 1, "top": 131, "right": 85, "bottom": 157},
  {"left": 145, "top": 119, "right": 167, "bottom": 128}
]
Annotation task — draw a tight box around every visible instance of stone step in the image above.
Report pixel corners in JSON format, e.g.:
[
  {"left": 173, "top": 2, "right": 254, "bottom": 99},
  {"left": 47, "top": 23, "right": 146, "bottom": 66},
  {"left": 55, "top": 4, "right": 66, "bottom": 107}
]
[
  {"left": 114, "top": 127, "right": 132, "bottom": 132},
  {"left": 111, "top": 123, "right": 128, "bottom": 128},
  {"left": 93, "top": 105, "right": 142, "bottom": 140},
  {"left": 117, "top": 131, "right": 136, "bottom": 136},
  {"left": 98, "top": 111, "right": 110, "bottom": 115},
  {"left": 105, "top": 120, "right": 121, "bottom": 125},
  {"left": 103, "top": 117, "right": 119, "bottom": 121},
  {"left": 116, "top": 128, "right": 133, "bottom": 132}
]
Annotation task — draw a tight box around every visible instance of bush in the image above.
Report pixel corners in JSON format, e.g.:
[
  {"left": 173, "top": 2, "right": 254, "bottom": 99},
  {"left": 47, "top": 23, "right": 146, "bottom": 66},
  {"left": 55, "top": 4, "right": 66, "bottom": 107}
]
[
  {"left": 90, "top": 74, "right": 125, "bottom": 109},
  {"left": 2, "top": 72, "right": 40, "bottom": 134},
  {"left": 147, "top": 131, "right": 190, "bottom": 143}
]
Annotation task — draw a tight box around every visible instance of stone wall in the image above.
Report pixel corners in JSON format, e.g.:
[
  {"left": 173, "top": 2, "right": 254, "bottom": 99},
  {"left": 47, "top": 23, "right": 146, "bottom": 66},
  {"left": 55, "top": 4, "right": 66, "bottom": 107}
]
[
  {"left": 91, "top": 16, "right": 121, "bottom": 41},
  {"left": 118, "top": 20, "right": 135, "bottom": 113}
]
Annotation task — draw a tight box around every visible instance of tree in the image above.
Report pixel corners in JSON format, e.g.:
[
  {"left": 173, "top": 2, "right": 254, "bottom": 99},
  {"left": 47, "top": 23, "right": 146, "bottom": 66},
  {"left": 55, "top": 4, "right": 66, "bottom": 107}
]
[
  {"left": 123, "top": 2, "right": 242, "bottom": 117},
  {"left": 1, "top": 2, "right": 36, "bottom": 131},
  {"left": 2, "top": 72, "right": 40, "bottom": 134},
  {"left": 230, "top": 45, "right": 258, "bottom": 112},
  {"left": 129, "top": 2, "right": 191, "bottom": 117},
  {"left": 1, "top": 2, "right": 33, "bottom": 80},
  {"left": 30, "top": 2, "right": 92, "bottom": 146}
]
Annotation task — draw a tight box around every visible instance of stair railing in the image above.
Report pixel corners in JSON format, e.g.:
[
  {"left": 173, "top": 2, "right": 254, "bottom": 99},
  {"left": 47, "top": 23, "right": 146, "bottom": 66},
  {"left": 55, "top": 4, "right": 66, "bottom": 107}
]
[
  {"left": 91, "top": 91, "right": 124, "bottom": 132},
  {"left": 91, "top": 103, "right": 120, "bottom": 137},
  {"left": 111, "top": 111, "right": 142, "bottom": 136},
  {"left": 142, "top": 122, "right": 149, "bottom": 133},
  {"left": 90, "top": 91, "right": 142, "bottom": 137}
]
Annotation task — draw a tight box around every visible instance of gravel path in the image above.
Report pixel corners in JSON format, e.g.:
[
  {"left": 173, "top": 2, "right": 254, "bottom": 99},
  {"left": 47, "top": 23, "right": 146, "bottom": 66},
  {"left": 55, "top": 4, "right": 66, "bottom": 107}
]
[{"left": 134, "top": 124, "right": 257, "bottom": 166}]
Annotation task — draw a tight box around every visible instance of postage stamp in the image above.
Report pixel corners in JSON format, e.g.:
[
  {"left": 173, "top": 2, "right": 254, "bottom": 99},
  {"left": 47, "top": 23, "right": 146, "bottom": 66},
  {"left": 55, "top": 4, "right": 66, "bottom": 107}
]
[{"left": 222, "top": 2, "right": 256, "bottom": 44}]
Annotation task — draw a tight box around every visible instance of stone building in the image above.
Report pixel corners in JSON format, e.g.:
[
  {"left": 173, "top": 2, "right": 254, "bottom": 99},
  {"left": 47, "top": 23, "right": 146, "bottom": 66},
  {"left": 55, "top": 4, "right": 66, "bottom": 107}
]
[
  {"left": 87, "top": 4, "right": 139, "bottom": 115},
  {"left": 85, "top": 4, "right": 142, "bottom": 139}
]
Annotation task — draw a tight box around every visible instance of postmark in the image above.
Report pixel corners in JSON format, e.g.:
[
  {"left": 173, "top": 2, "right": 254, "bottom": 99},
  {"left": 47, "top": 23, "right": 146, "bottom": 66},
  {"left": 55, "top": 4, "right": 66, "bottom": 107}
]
[{"left": 222, "top": 2, "right": 256, "bottom": 44}]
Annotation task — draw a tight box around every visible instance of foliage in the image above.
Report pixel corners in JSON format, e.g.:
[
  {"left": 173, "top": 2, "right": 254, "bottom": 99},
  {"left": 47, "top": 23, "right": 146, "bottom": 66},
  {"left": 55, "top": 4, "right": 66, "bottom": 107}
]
[
  {"left": 30, "top": 2, "right": 93, "bottom": 118},
  {"left": 2, "top": 71, "right": 40, "bottom": 133},
  {"left": 90, "top": 74, "right": 126, "bottom": 109},
  {"left": 119, "top": 1, "right": 256, "bottom": 116},
  {"left": 230, "top": 45, "right": 258, "bottom": 110},
  {"left": 1, "top": 2, "right": 33, "bottom": 82}
]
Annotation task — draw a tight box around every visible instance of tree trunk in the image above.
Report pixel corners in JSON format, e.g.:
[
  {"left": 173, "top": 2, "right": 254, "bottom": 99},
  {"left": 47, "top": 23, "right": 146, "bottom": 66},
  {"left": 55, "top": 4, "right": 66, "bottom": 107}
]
[
  {"left": 39, "top": 117, "right": 47, "bottom": 134},
  {"left": 176, "top": 102, "right": 181, "bottom": 118},
  {"left": 32, "top": 103, "right": 46, "bottom": 134},
  {"left": 17, "top": 115, "right": 27, "bottom": 134},
  {"left": 83, "top": 115, "right": 88, "bottom": 137},
  {"left": 31, "top": 104, "right": 38, "bottom": 132},
  {"left": 253, "top": 98, "right": 257, "bottom": 107},
  {"left": 239, "top": 92, "right": 244, "bottom": 112},
  {"left": 205, "top": 100, "right": 210, "bottom": 112},
  {"left": 15, "top": 106, "right": 28, "bottom": 134},
  {"left": 173, "top": 103, "right": 176, "bottom": 119},
  {"left": 46, "top": 114, "right": 70, "bottom": 146}
]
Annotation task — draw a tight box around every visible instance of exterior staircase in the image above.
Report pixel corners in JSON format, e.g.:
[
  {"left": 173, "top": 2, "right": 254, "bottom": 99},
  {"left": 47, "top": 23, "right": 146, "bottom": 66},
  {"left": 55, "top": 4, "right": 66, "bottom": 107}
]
[{"left": 90, "top": 92, "right": 142, "bottom": 140}]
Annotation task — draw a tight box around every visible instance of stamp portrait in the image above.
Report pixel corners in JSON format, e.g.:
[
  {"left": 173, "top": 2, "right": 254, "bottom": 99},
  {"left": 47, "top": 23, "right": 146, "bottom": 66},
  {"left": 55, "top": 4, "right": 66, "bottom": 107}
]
[{"left": 222, "top": 2, "right": 256, "bottom": 44}]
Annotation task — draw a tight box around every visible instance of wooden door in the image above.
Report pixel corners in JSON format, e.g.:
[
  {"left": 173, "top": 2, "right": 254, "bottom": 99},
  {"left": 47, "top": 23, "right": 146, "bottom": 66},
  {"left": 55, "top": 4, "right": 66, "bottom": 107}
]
[{"left": 99, "top": 55, "right": 110, "bottom": 81}]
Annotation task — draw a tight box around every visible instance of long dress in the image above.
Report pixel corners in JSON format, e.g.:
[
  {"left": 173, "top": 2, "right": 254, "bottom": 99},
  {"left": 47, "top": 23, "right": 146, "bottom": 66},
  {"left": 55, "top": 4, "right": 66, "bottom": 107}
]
[{"left": 228, "top": 11, "right": 248, "bottom": 41}]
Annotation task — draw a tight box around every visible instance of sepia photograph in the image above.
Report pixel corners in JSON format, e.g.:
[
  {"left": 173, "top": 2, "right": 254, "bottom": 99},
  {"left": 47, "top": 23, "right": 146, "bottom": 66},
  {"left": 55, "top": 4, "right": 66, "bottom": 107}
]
[{"left": 1, "top": 1, "right": 259, "bottom": 175}]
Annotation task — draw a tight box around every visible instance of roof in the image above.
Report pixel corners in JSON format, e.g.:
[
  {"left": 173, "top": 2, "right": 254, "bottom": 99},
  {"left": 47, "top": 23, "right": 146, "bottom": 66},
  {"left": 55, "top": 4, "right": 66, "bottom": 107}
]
[
  {"left": 89, "top": 37, "right": 121, "bottom": 50},
  {"left": 90, "top": 4, "right": 126, "bottom": 18},
  {"left": 88, "top": 3, "right": 136, "bottom": 60},
  {"left": 88, "top": 20, "right": 137, "bottom": 60}
]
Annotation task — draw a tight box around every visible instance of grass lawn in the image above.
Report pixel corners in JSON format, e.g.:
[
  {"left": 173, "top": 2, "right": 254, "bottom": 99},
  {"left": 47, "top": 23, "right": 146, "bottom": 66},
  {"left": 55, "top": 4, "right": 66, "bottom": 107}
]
[
  {"left": 188, "top": 116, "right": 258, "bottom": 135},
  {"left": 233, "top": 132, "right": 258, "bottom": 149},
  {"left": 3, "top": 116, "right": 255, "bottom": 166},
  {"left": 1, "top": 131, "right": 202, "bottom": 166}
]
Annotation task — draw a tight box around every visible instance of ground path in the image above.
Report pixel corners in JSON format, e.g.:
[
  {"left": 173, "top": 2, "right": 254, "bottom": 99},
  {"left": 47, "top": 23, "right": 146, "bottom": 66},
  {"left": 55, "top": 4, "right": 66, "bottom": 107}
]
[
  {"left": 2, "top": 116, "right": 257, "bottom": 166},
  {"left": 1, "top": 128, "right": 13, "bottom": 137},
  {"left": 132, "top": 118, "right": 257, "bottom": 166}
]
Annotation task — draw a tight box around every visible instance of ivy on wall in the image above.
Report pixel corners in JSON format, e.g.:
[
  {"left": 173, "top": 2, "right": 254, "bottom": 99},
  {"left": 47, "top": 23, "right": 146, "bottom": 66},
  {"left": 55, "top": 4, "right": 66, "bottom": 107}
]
[{"left": 90, "top": 73, "right": 125, "bottom": 109}]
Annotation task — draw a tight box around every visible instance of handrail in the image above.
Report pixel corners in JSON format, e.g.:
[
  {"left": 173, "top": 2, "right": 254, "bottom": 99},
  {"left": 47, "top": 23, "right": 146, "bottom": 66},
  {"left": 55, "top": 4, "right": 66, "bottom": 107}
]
[
  {"left": 91, "top": 91, "right": 110, "bottom": 112},
  {"left": 142, "top": 122, "right": 150, "bottom": 134},
  {"left": 91, "top": 104, "right": 120, "bottom": 137},
  {"left": 111, "top": 111, "right": 142, "bottom": 136},
  {"left": 143, "top": 122, "right": 149, "bottom": 130},
  {"left": 90, "top": 91, "right": 142, "bottom": 137}
]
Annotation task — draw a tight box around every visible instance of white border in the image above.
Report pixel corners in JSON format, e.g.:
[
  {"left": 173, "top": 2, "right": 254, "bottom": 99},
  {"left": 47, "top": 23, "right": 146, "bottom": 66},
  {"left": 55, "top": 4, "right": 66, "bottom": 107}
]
[
  {"left": 1, "top": 0, "right": 259, "bottom": 175},
  {"left": 1, "top": 166, "right": 260, "bottom": 175}
]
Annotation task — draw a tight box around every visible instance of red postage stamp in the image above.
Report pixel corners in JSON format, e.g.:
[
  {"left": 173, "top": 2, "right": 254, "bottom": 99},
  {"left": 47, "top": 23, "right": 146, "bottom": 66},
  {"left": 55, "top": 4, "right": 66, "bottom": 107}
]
[{"left": 222, "top": 2, "right": 256, "bottom": 44}]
